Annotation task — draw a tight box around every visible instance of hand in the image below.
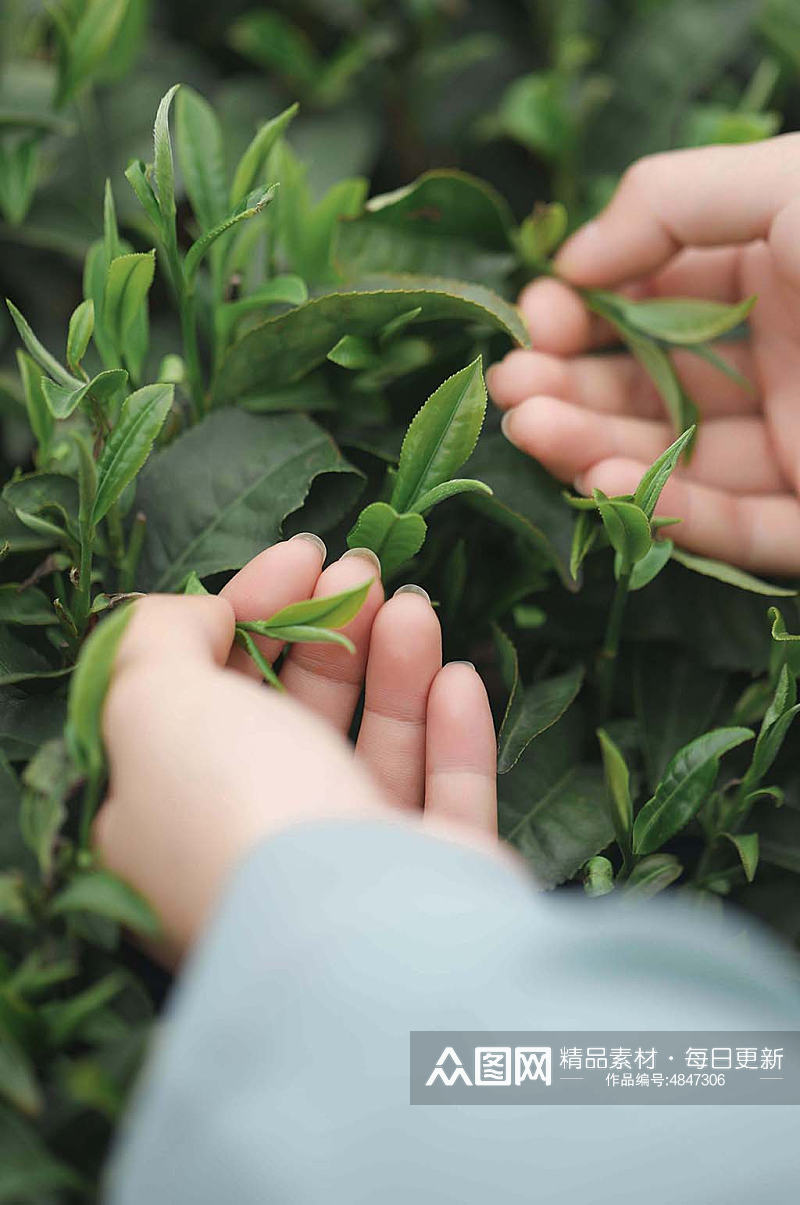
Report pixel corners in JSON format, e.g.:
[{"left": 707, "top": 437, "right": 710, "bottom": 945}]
[
  {"left": 93, "top": 537, "right": 497, "bottom": 958},
  {"left": 488, "top": 134, "right": 800, "bottom": 576}
]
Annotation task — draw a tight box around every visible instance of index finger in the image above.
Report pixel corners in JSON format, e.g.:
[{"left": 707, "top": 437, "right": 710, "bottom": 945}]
[{"left": 555, "top": 134, "right": 800, "bottom": 287}]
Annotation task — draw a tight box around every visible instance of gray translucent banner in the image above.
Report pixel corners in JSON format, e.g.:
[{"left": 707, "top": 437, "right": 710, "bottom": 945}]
[{"left": 410, "top": 1031, "right": 800, "bottom": 1105}]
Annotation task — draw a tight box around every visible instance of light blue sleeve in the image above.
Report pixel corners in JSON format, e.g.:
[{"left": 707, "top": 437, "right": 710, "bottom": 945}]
[{"left": 105, "top": 821, "right": 800, "bottom": 1205}]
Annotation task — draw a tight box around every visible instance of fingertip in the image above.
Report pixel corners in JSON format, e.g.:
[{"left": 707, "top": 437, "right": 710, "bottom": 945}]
[
  {"left": 518, "top": 277, "right": 594, "bottom": 355},
  {"left": 487, "top": 349, "right": 570, "bottom": 410},
  {"left": 221, "top": 537, "right": 324, "bottom": 619}
]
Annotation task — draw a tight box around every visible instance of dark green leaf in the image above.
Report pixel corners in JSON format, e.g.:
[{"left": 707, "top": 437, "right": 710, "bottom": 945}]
[
  {"left": 214, "top": 279, "right": 529, "bottom": 400},
  {"left": 0, "top": 1027, "right": 42, "bottom": 1115},
  {"left": 499, "top": 659, "right": 584, "bottom": 774},
  {"left": 15, "top": 351, "right": 53, "bottom": 458},
  {"left": 625, "top": 854, "right": 683, "bottom": 898},
  {"left": 722, "top": 831, "right": 759, "bottom": 882},
  {"left": 136, "top": 410, "right": 361, "bottom": 591},
  {"left": 0, "top": 585, "right": 54, "bottom": 626},
  {"left": 594, "top": 494, "right": 651, "bottom": 574},
  {"left": 633, "top": 727, "right": 753, "bottom": 855},
  {"left": 628, "top": 538, "right": 673, "bottom": 590}
]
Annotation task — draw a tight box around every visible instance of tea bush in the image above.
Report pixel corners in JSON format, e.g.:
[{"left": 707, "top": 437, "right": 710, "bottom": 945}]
[{"left": 3, "top": 0, "right": 800, "bottom": 1197}]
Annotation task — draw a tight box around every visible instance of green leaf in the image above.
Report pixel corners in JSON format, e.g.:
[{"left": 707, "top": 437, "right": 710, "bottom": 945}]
[
  {"left": 597, "top": 728, "right": 634, "bottom": 859},
  {"left": 0, "top": 1108, "right": 84, "bottom": 1198},
  {"left": 625, "top": 854, "right": 683, "bottom": 899},
  {"left": 0, "top": 628, "right": 66, "bottom": 687},
  {"left": 615, "top": 294, "right": 756, "bottom": 345},
  {"left": 217, "top": 276, "right": 309, "bottom": 341},
  {"left": 103, "top": 178, "right": 121, "bottom": 263},
  {"left": 499, "top": 660, "right": 584, "bottom": 774},
  {"left": 687, "top": 341, "right": 753, "bottom": 392},
  {"left": 50, "top": 870, "right": 159, "bottom": 938},
  {"left": 182, "top": 570, "right": 209, "bottom": 596},
  {"left": 184, "top": 186, "right": 278, "bottom": 284},
  {"left": 92, "top": 384, "right": 173, "bottom": 524},
  {"left": 672, "top": 548, "right": 796, "bottom": 596},
  {"left": 41, "top": 368, "right": 128, "bottom": 420},
  {"left": 3, "top": 473, "right": 78, "bottom": 545},
  {"left": 65, "top": 603, "right": 135, "bottom": 780},
  {"left": 633, "top": 727, "right": 754, "bottom": 855},
  {"left": 0, "top": 871, "right": 28, "bottom": 925},
  {"left": 105, "top": 251, "right": 155, "bottom": 347},
  {"left": 465, "top": 432, "right": 576, "bottom": 588},
  {"left": 250, "top": 624, "right": 355, "bottom": 653},
  {"left": 5, "top": 300, "right": 80, "bottom": 389},
  {"left": 251, "top": 579, "right": 371, "bottom": 632},
  {"left": 613, "top": 321, "right": 695, "bottom": 436},
  {"left": 583, "top": 855, "right": 615, "bottom": 898},
  {"left": 229, "top": 103, "right": 298, "bottom": 207},
  {"left": 175, "top": 86, "right": 227, "bottom": 233},
  {"left": 391, "top": 358, "right": 486, "bottom": 512},
  {"left": 0, "top": 585, "right": 54, "bottom": 626},
  {"left": 55, "top": 0, "right": 129, "bottom": 105},
  {"left": 153, "top": 83, "right": 181, "bottom": 237},
  {"left": 499, "top": 709, "right": 612, "bottom": 889},
  {"left": 135, "top": 410, "right": 361, "bottom": 591},
  {"left": 722, "top": 832, "right": 759, "bottom": 882},
  {"left": 633, "top": 426, "right": 696, "bottom": 518},
  {"left": 0, "top": 1026, "right": 42, "bottom": 1115},
  {"left": 40, "top": 972, "right": 128, "bottom": 1046},
  {"left": 346, "top": 502, "right": 426, "bottom": 579},
  {"left": 742, "top": 665, "right": 800, "bottom": 791},
  {"left": 594, "top": 494, "right": 652, "bottom": 574},
  {"left": 124, "top": 159, "right": 161, "bottom": 229},
  {"left": 234, "top": 629, "right": 282, "bottom": 690},
  {"left": 66, "top": 299, "right": 94, "bottom": 373},
  {"left": 409, "top": 478, "right": 492, "bottom": 515},
  {"left": 569, "top": 509, "right": 598, "bottom": 582},
  {"left": 628, "top": 538, "right": 674, "bottom": 590},
  {"left": 20, "top": 738, "right": 75, "bottom": 876},
  {"left": 327, "top": 334, "right": 378, "bottom": 370},
  {"left": 214, "top": 278, "right": 530, "bottom": 400},
  {"left": 16, "top": 351, "right": 53, "bottom": 459},
  {"left": 229, "top": 12, "right": 319, "bottom": 87}
]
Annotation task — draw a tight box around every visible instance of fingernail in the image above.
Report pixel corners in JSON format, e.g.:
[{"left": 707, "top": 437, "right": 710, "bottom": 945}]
[
  {"left": 290, "top": 532, "right": 326, "bottom": 560},
  {"left": 342, "top": 547, "right": 381, "bottom": 574},
  {"left": 573, "top": 474, "right": 588, "bottom": 496},
  {"left": 393, "top": 583, "right": 430, "bottom": 604},
  {"left": 449, "top": 660, "right": 475, "bottom": 670},
  {"left": 500, "top": 409, "right": 518, "bottom": 445}
]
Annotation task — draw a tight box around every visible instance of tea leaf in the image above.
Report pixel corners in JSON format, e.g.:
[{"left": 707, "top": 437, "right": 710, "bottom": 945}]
[
  {"left": 124, "top": 160, "right": 161, "bottom": 229},
  {"left": 65, "top": 603, "right": 135, "bottom": 780},
  {"left": 672, "top": 548, "right": 796, "bottom": 596},
  {"left": 153, "top": 84, "right": 181, "bottom": 237},
  {"left": 105, "top": 252, "right": 155, "bottom": 347},
  {"left": 135, "top": 410, "right": 361, "bottom": 591},
  {"left": 628, "top": 538, "right": 673, "bottom": 590},
  {"left": 234, "top": 629, "right": 282, "bottom": 690},
  {"left": 346, "top": 502, "right": 426, "bottom": 579},
  {"left": 722, "top": 832, "right": 759, "bottom": 882},
  {"left": 251, "top": 579, "right": 371, "bottom": 631},
  {"left": 230, "top": 103, "right": 298, "bottom": 207},
  {"left": 184, "top": 186, "right": 278, "bottom": 284},
  {"left": 392, "top": 358, "right": 486, "bottom": 512},
  {"left": 569, "top": 509, "right": 598, "bottom": 582},
  {"left": 408, "top": 478, "right": 492, "bottom": 515},
  {"left": 175, "top": 87, "right": 227, "bottom": 233},
  {"left": 625, "top": 854, "right": 683, "bottom": 898},
  {"left": 50, "top": 871, "right": 160, "bottom": 938},
  {"left": 92, "top": 384, "right": 173, "bottom": 524},
  {"left": 623, "top": 327, "right": 696, "bottom": 435},
  {"left": 633, "top": 426, "right": 696, "bottom": 517},
  {"left": 55, "top": 0, "right": 129, "bottom": 106},
  {"left": 633, "top": 727, "right": 754, "bottom": 855},
  {"left": 687, "top": 341, "right": 753, "bottom": 392},
  {"left": 15, "top": 352, "right": 52, "bottom": 459},
  {"left": 20, "top": 738, "right": 74, "bottom": 876},
  {"left": 327, "top": 335, "right": 378, "bottom": 370},
  {"left": 499, "top": 659, "right": 584, "bottom": 773},
  {"left": 252, "top": 624, "right": 355, "bottom": 653},
  {"left": 214, "top": 279, "right": 530, "bottom": 399},
  {"left": 594, "top": 494, "right": 651, "bottom": 574},
  {"left": 0, "top": 585, "right": 55, "bottom": 626},
  {"left": 0, "top": 1026, "right": 42, "bottom": 1115},
  {"left": 5, "top": 301, "right": 79, "bottom": 390},
  {"left": 0, "top": 871, "right": 29, "bottom": 925},
  {"left": 66, "top": 299, "right": 94, "bottom": 374},
  {"left": 597, "top": 727, "right": 634, "bottom": 858},
  {"left": 516, "top": 201, "right": 568, "bottom": 264},
  {"left": 741, "top": 665, "right": 800, "bottom": 791},
  {"left": 615, "top": 294, "right": 757, "bottom": 345},
  {"left": 499, "top": 711, "right": 612, "bottom": 888},
  {"left": 583, "top": 855, "right": 615, "bottom": 898},
  {"left": 42, "top": 368, "right": 128, "bottom": 420},
  {"left": 40, "top": 973, "right": 128, "bottom": 1046}
]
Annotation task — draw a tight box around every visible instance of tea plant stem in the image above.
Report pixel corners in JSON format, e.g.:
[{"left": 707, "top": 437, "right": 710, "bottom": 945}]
[
  {"left": 178, "top": 289, "right": 205, "bottom": 419},
  {"left": 120, "top": 512, "right": 146, "bottom": 593},
  {"left": 597, "top": 571, "right": 631, "bottom": 718},
  {"left": 79, "top": 770, "right": 103, "bottom": 849},
  {"left": 73, "top": 530, "right": 94, "bottom": 635}
]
